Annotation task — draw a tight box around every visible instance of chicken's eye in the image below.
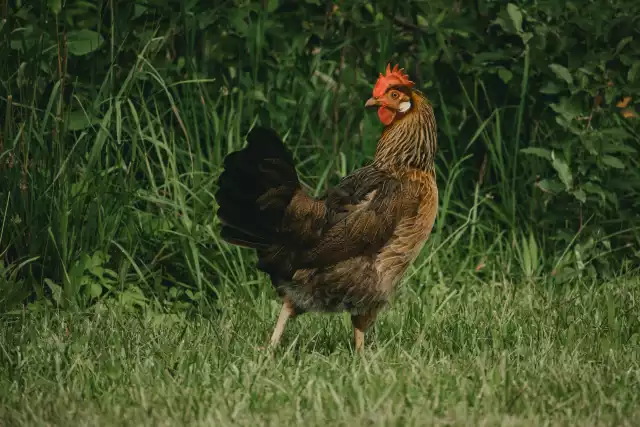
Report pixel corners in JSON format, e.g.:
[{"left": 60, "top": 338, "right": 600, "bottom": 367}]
[{"left": 390, "top": 91, "right": 399, "bottom": 99}]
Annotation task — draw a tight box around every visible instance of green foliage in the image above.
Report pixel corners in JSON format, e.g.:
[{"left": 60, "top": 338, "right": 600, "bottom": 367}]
[{"left": 1, "top": 0, "right": 639, "bottom": 309}]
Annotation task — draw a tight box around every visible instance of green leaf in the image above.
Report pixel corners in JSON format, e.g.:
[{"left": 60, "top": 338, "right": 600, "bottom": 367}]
[
  {"left": 572, "top": 189, "right": 586, "bottom": 203},
  {"left": 615, "top": 36, "right": 633, "bottom": 55},
  {"left": 549, "top": 64, "right": 573, "bottom": 86},
  {"left": 230, "top": 11, "right": 249, "bottom": 35},
  {"left": 520, "top": 147, "right": 551, "bottom": 160},
  {"left": 550, "top": 97, "right": 582, "bottom": 123},
  {"left": 118, "top": 286, "right": 148, "bottom": 308},
  {"left": 540, "top": 81, "right": 561, "bottom": 94},
  {"left": 582, "top": 182, "right": 607, "bottom": 201},
  {"left": 605, "top": 85, "right": 616, "bottom": 106},
  {"left": 498, "top": 68, "right": 513, "bottom": 83},
  {"left": 44, "top": 278, "right": 63, "bottom": 304},
  {"left": 537, "top": 179, "right": 566, "bottom": 194},
  {"left": 267, "top": 0, "right": 278, "bottom": 12},
  {"left": 250, "top": 90, "right": 268, "bottom": 103},
  {"left": 87, "top": 282, "right": 103, "bottom": 298},
  {"left": 133, "top": 4, "right": 147, "bottom": 18},
  {"left": 551, "top": 151, "right": 573, "bottom": 189},
  {"left": 600, "top": 128, "right": 631, "bottom": 140},
  {"left": 49, "top": 0, "right": 61, "bottom": 15},
  {"left": 507, "top": 4, "right": 523, "bottom": 33},
  {"left": 66, "top": 30, "right": 104, "bottom": 56},
  {"left": 600, "top": 140, "right": 636, "bottom": 154},
  {"left": 628, "top": 62, "right": 640, "bottom": 82},
  {"left": 602, "top": 155, "right": 625, "bottom": 169}
]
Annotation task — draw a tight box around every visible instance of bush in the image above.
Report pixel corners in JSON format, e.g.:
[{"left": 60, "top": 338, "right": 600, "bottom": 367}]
[{"left": 1, "top": 0, "right": 638, "bottom": 310}]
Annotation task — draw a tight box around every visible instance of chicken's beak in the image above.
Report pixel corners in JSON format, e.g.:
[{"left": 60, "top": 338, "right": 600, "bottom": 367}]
[{"left": 365, "top": 97, "right": 380, "bottom": 108}]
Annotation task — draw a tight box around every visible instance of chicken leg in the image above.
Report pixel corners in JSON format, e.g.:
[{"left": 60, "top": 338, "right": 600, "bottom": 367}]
[
  {"left": 269, "top": 298, "right": 296, "bottom": 348},
  {"left": 351, "top": 308, "right": 380, "bottom": 353}
]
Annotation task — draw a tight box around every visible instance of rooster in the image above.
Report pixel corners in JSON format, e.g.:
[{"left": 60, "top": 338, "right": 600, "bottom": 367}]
[{"left": 215, "top": 64, "right": 438, "bottom": 352}]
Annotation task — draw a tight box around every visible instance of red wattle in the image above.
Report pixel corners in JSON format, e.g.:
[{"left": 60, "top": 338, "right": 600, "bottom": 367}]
[{"left": 377, "top": 107, "right": 395, "bottom": 125}]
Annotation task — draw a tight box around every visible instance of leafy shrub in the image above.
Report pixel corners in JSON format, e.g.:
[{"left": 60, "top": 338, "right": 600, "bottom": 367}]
[{"left": 1, "top": 0, "right": 638, "bottom": 309}]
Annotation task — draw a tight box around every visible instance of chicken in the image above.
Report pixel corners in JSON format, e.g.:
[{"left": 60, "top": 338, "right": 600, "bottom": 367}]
[{"left": 215, "top": 64, "right": 438, "bottom": 352}]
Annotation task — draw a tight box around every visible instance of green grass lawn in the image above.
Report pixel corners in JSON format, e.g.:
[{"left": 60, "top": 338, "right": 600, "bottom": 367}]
[{"left": 1, "top": 276, "right": 639, "bottom": 426}]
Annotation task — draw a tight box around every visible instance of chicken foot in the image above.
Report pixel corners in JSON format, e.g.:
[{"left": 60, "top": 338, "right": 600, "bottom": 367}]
[{"left": 351, "top": 308, "right": 380, "bottom": 353}]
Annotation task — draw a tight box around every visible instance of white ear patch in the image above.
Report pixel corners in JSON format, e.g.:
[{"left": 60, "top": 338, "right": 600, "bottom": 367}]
[{"left": 398, "top": 101, "right": 411, "bottom": 113}]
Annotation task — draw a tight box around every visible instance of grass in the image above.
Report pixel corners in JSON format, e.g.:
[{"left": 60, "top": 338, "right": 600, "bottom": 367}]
[{"left": 1, "top": 275, "right": 639, "bottom": 426}]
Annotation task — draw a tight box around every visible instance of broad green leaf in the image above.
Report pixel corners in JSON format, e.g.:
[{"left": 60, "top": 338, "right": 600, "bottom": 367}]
[
  {"left": 600, "top": 128, "right": 631, "bottom": 140},
  {"left": 118, "top": 286, "right": 148, "bottom": 308},
  {"left": 87, "top": 282, "right": 103, "bottom": 298},
  {"left": 133, "top": 4, "right": 147, "bottom": 18},
  {"left": 49, "top": 0, "right": 61, "bottom": 14},
  {"left": 550, "top": 97, "right": 583, "bottom": 123},
  {"left": 537, "top": 179, "right": 566, "bottom": 194},
  {"left": 44, "top": 278, "right": 63, "bottom": 304},
  {"left": 230, "top": 11, "right": 248, "bottom": 35},
  {"left": 605, "top": 85, "right": 617, "bottom": 106},
  {"left": 67, "top": 30, "right": 104, "bottom": 56},
  {"left": 551, "top": 151, "right": 573, "bottom": 189},
  {"left": 549, "top": 64, "right": 573, "bottom": 86},
  {"left": 600, "top": 139, "right": 636, "bottom": 154},
  {"left": 572, "top": 189, "right": 586, "bottom": 203},
  {"left": 606, "top": 191, "right": 619, "bottom": 206},
  {"left": 507, "top": 4, "right": 523, "bottom": 33},
  {"left": 540, "top": 81, "right": 561, "bottom": 94},
  {"left": 582, "top": 182, "right": 607, "bottom": 201},
  {"left": 498, "top": 68, "right": 513, "bottom": 83},
  {"left": 267, "top": 0, "right": 278, "bottom": 12},
  {"left": 602, "top": 155, "right": 625, "bottom": 169},
  {"left": 251, "top": 90, "right": 268, "bottom": 102},
  {"left": 615, "top": 36, "right": 633, "bottom": 55},
  {"left": 520, "top": 147, "right": 551, "bottom": 160}
]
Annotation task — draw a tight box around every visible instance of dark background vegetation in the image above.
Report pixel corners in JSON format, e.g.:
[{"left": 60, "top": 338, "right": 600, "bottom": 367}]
[{"left": 1, "top": 0, "right": 639, "bottom": 312}]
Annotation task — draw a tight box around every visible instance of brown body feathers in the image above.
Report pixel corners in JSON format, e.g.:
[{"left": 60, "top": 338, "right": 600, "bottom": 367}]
[{"left": 215, "top": 66, "right": 438, "bottom": 352}]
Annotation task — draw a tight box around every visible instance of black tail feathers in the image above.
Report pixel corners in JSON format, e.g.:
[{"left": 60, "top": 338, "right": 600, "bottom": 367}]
[{"left": 215, "top": 126, "right": 300, "bottom": 249}]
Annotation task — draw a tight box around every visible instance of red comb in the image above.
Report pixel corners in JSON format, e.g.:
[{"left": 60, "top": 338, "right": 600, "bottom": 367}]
[{"left": 372, "top": 64, "right": 414, "bottom": 98}]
